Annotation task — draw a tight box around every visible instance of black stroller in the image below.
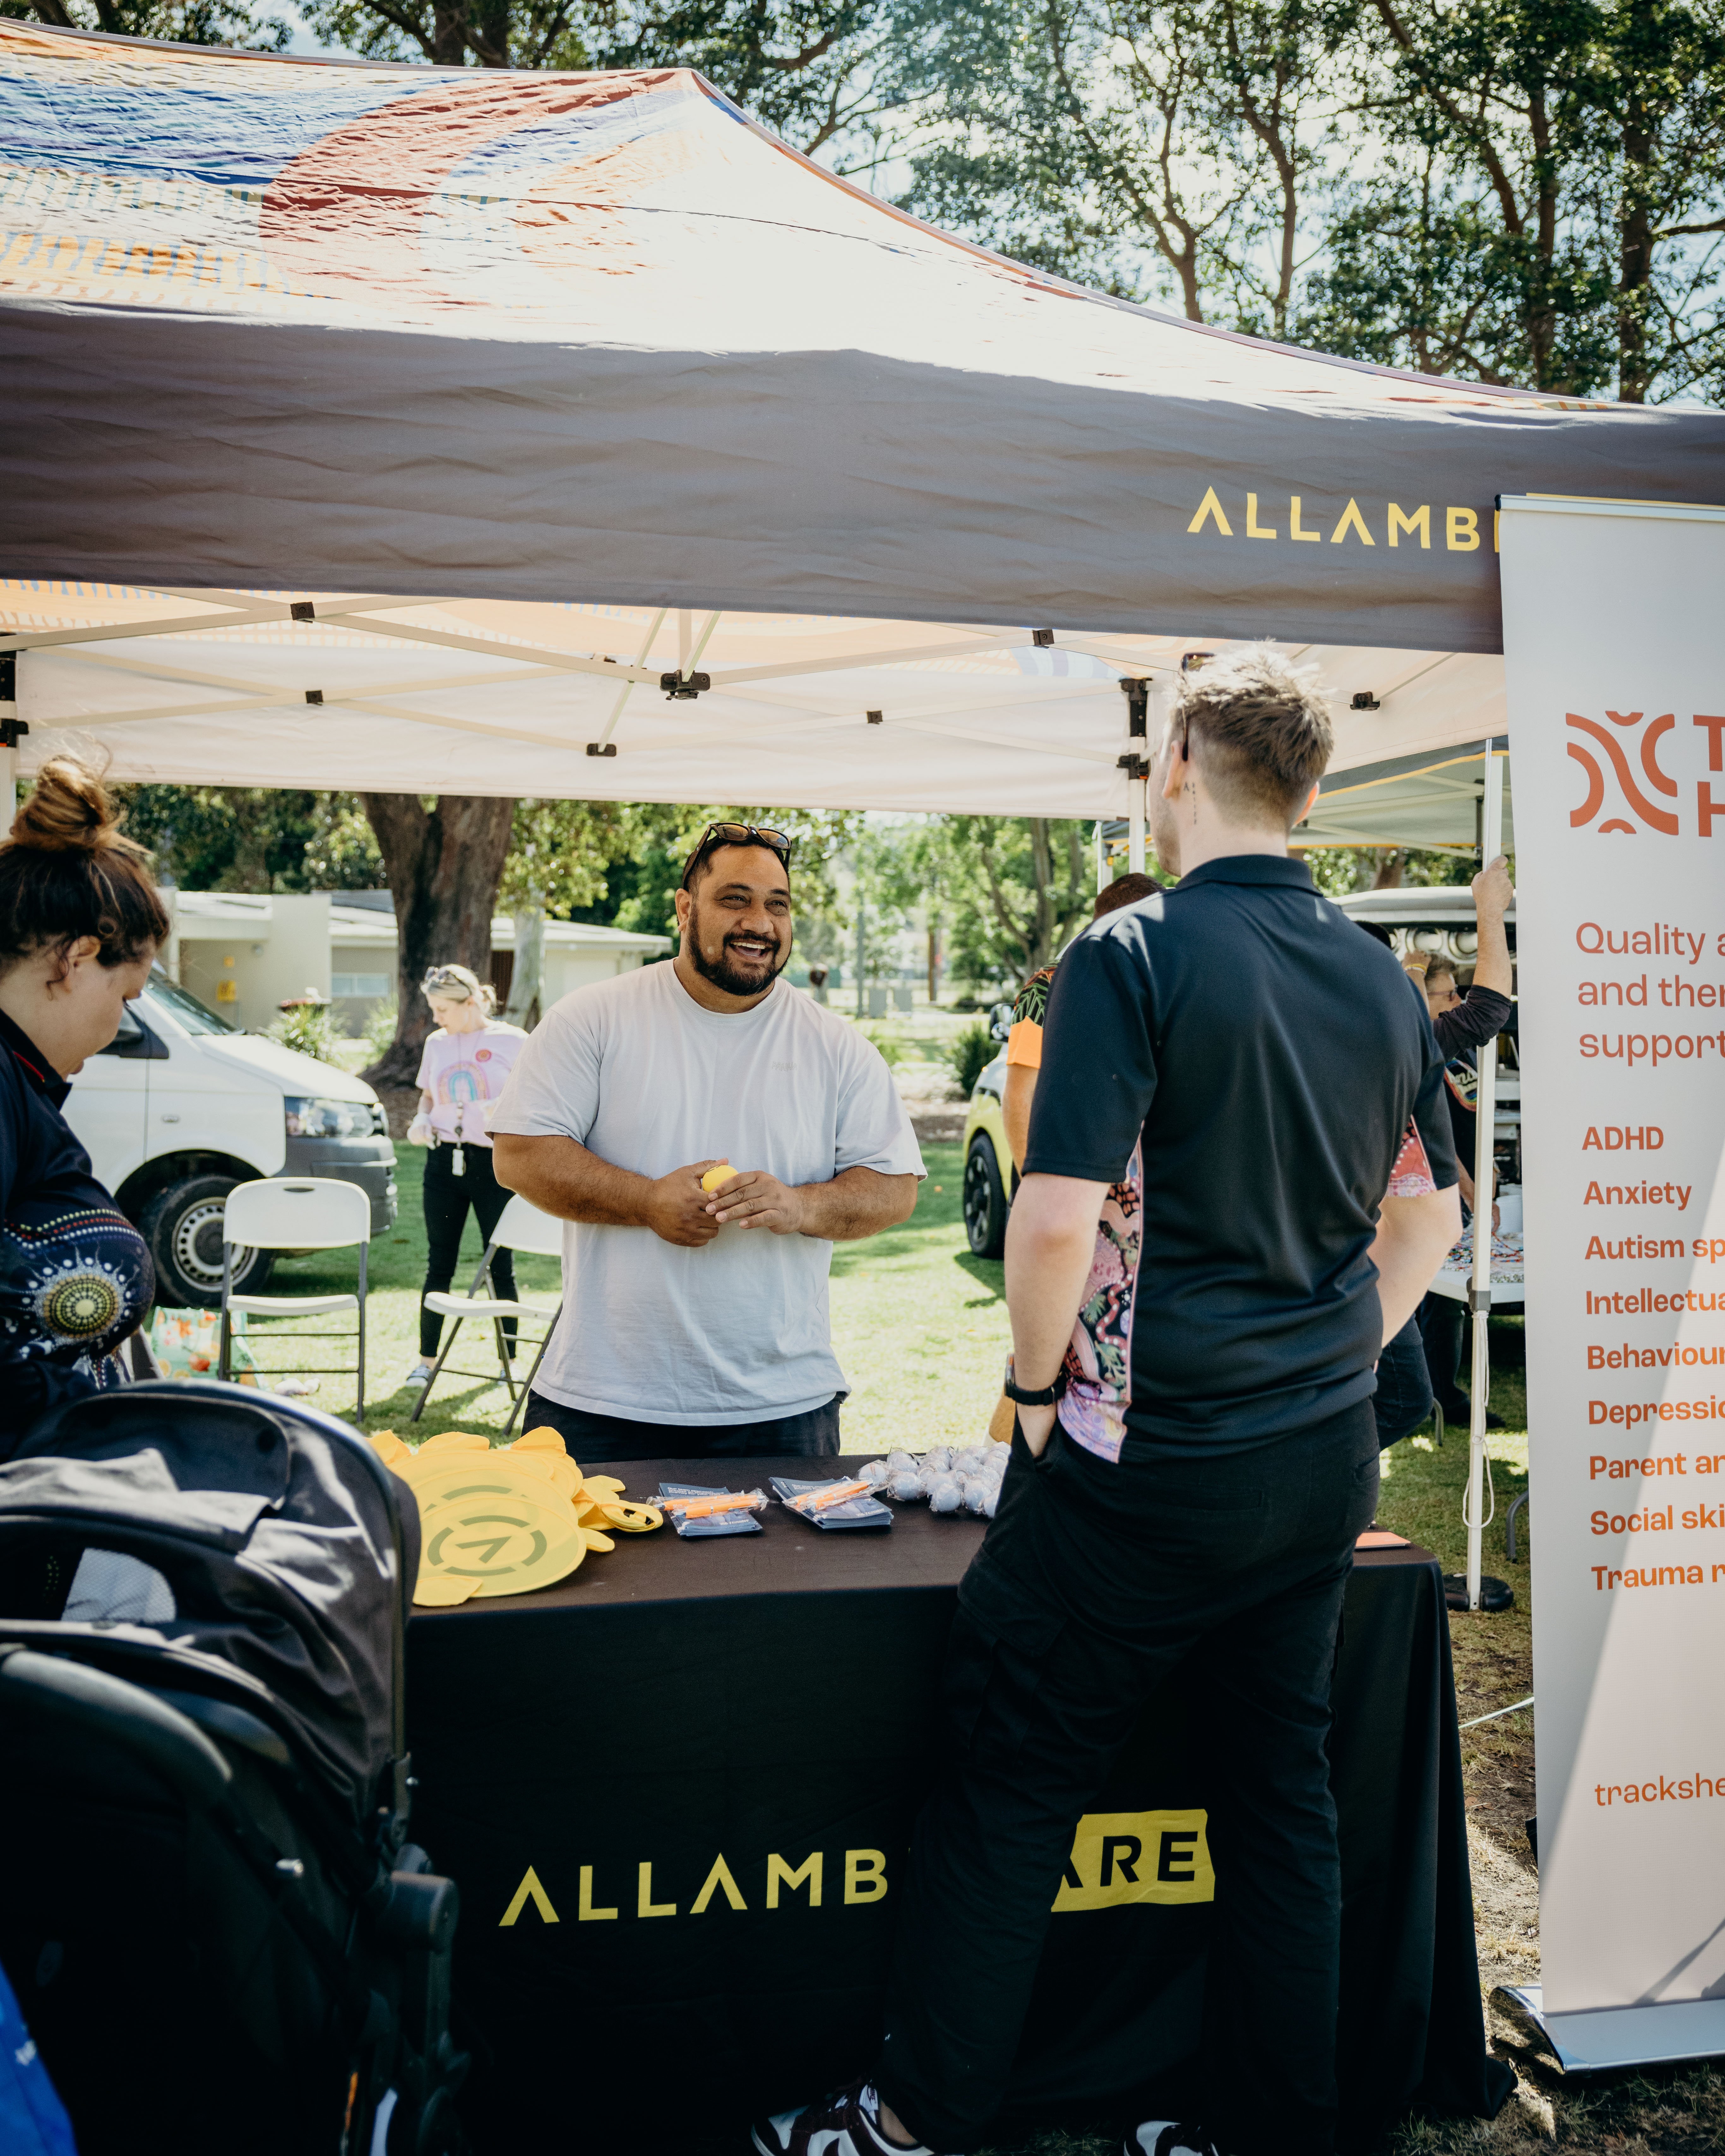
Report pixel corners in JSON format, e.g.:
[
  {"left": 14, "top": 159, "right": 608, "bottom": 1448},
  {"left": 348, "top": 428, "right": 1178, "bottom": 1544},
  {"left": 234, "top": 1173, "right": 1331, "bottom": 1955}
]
[{"left": 0, "top": 1381, "right": 468, "bottom": 2156}]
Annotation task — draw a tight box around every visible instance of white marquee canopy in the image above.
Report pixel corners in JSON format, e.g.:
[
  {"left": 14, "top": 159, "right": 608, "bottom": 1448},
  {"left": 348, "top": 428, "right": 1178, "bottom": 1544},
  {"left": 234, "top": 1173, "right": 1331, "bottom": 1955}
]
[{"left": 5, "top": 583, "right": 1508, "bottom": 833}]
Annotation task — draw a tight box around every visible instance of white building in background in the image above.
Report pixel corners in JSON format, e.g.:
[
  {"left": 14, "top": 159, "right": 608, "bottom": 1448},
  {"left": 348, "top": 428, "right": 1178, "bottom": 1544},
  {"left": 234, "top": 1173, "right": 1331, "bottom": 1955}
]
[{"left": 169, "top": 890, "right": 669, "bottom": 1031}]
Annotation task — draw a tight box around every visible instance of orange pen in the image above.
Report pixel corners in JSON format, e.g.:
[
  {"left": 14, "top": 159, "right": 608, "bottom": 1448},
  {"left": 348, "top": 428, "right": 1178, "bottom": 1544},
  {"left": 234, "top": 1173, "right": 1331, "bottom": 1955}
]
[
  {"left": 791, "top": 1479, "right": 872, "bottom": 1515},
  {"left": 665, "top": 1491, "right": 762, "bottom": 1519}
]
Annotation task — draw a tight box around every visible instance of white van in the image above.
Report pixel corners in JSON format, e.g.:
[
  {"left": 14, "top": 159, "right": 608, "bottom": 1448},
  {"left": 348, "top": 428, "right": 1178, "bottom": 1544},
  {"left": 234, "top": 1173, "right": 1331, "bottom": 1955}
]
[{"left": 63, "top": 972, "right": 397, "bottom": 1306}]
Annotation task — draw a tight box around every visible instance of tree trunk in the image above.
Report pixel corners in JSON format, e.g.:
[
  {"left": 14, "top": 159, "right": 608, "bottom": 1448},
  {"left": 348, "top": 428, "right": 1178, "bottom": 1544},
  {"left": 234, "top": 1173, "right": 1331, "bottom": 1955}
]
[
  {"left": 1373, "top": 849, "right": 1406, "bottom": 889},
  {"left": 504, "top": 906, "right": 546, "bottom": 1028},
  {"left": 360, "top": 793, "right": 516, "bottom": 1087}
]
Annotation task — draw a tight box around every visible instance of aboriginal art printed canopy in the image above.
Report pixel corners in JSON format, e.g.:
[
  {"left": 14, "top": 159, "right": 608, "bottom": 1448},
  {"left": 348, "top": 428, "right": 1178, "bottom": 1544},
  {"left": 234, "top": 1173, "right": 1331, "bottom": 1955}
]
[{"left": 4, "top": 19, "right": 1725, "bottom": 839}]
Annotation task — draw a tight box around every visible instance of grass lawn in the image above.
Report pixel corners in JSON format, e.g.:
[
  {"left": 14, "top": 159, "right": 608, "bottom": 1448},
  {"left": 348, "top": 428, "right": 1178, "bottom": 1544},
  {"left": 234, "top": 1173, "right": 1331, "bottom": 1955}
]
[
  {"left": 237, "top": 1141, "right": 1002, "bottom": 1445},
  {"left": 230, "top": 1148, "right": 1723, "bottom": 2154}
]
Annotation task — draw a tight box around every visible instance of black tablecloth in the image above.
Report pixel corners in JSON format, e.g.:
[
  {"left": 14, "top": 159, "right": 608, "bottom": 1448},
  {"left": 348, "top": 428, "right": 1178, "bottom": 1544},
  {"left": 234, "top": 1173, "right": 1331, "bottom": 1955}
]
[{"left": 405, "top": 1458, "right": 1511, "bottom": 2153}]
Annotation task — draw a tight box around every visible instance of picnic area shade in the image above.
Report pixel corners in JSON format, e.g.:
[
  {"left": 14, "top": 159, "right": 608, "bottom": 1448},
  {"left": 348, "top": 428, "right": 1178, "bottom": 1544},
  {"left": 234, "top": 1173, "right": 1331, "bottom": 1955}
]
[{"left": 0, "top": 20, "right": 1720, "bottom": 815}]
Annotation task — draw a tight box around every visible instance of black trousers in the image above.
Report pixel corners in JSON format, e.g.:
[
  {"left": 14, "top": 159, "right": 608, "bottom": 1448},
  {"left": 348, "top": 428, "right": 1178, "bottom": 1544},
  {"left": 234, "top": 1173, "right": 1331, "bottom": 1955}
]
[
  {"left": 875, "top": 1401, "right": 1381, "bottom": 2156},
  {"left": 419, "top": 1143, "right": 518, "bottom": 1359},
  {"left": 1372, "top": 1313, "right": 1434, "bottom": 1446},
  {"left": 519, "top": 1390, "right": 842, "bottom": 1461},
  {"left": 1417, "top": 1291, "right": 1469, "bottom": 1418}
]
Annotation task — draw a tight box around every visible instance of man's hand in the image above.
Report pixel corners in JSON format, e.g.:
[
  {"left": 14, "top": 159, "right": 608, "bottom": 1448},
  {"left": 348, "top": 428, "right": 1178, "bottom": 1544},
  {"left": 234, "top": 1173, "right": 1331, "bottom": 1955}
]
[
  {"left": 1472, "top": 853, "right": 1513, "bottom": 918},
  {"left": 1469, "top": 853, "right": 1515, "bottom": 998},
  {"left": 642, "top": 1160, "right": 730, "bottom": 1247},
  {"left": 707, "top": 1170, "right": 809, "bottom": 1235}
]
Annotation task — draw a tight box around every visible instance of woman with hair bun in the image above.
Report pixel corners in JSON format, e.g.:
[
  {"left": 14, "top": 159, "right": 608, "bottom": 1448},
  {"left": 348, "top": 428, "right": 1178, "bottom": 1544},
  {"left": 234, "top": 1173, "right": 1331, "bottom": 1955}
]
[
  {"left": 403, "top": 963, "right": 528, "bottom": 1391},
  {"left": 0, "top": 755, "right": 169, "bottom": 1439}
]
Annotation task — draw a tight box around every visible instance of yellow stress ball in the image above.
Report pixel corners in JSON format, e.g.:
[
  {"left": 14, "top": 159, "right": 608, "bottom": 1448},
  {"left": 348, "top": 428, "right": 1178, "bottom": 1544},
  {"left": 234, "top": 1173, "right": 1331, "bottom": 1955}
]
[{"left": 701, "top": 1164, "right": 739, "bottom": 1193}]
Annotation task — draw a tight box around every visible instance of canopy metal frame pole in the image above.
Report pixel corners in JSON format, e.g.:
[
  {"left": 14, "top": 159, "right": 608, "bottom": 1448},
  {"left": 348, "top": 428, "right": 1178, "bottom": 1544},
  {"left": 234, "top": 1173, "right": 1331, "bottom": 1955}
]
[
  {"left": 1128, "top": 684, "right": 1156, "bottom": 875},
  {"left": 1, "top": 649, "right": 17, "bottom": 825},
  {"left": 1465, "top": 739, "right": 1504, "bottom": 1610}
]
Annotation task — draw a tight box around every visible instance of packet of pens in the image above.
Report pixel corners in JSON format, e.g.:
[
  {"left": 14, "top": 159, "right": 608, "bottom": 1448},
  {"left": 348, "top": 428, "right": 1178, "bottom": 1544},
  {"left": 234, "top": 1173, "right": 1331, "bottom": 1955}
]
[
  {"left": 769, "top": 1475, "right": 894, "bottom": 1531},
  {"left": 657, "top": 1482, "right": 768, "bottom": 1537}
]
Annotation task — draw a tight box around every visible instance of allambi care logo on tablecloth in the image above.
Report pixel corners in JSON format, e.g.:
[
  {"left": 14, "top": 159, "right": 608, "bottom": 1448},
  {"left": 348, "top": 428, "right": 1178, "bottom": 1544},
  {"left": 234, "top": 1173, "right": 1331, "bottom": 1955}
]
[
  {"left": 1503, "top": 497, "right": 1725, "bottom": 2029},
  {"left": 492, "top": 1811, "right": 1214, "bottom": 1930}
]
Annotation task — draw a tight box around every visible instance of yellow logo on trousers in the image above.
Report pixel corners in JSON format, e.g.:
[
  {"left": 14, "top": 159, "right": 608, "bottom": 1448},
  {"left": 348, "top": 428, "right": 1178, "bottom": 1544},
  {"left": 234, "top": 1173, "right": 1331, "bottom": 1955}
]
[{"left": 1052, "top": 1810, "right": 1213, "bottom": 1911}]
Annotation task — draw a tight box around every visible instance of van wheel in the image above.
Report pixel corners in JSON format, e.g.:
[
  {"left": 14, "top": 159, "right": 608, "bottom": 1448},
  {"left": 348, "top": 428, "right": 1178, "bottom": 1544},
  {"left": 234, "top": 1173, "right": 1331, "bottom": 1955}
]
[
  {"left": 963, "top": 1135, "right": 1009, "bottom": 1260},
  {"left": 138, "top": 1176, "right": 275, "bottom": 1309}
]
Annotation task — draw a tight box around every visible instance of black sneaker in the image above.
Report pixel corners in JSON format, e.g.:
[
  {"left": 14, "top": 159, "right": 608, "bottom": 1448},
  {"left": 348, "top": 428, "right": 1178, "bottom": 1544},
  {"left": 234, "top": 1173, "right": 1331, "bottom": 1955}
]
[
  {"left": 752, "top": 2079, "right": 937, "bottom": 2156},
  {"left": 1123, "top": 2125, "right": 1221, "bottom": 2156}
]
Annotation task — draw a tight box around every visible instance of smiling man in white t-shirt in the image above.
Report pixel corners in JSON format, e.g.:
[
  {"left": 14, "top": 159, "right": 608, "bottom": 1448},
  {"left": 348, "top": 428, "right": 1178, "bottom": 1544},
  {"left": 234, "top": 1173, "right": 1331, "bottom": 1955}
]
[{"left": 490, "top": 824, "right": 924, "bottom": 1460}]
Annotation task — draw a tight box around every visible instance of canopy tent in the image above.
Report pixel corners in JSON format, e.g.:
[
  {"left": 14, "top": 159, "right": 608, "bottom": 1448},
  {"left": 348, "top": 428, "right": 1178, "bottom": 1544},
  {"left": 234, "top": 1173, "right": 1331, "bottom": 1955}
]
[{"left": 2, "top": 19, "right": 1724, "bottom": 829}]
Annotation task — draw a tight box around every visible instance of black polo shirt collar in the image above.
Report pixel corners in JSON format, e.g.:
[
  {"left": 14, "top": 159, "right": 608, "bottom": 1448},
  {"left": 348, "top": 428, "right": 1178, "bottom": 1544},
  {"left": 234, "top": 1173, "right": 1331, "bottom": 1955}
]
[
  {"left": 1177, "top": 854, "right": 1316, "bottom": 893},
  {"left": 0, "top": 1006, "right": 69, "bottom": 1110}
]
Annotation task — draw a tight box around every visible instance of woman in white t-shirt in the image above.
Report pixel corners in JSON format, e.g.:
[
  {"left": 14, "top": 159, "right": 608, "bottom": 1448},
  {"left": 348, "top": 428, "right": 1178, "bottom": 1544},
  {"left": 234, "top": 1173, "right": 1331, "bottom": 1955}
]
[{"left": 403, "top": 964, "right": 529, "bottom": 1389}]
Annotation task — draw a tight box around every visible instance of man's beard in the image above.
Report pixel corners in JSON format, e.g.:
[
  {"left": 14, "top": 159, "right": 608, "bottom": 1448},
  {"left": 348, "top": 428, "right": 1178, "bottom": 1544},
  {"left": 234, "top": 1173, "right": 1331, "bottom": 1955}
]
[{"left": 687, "top": 907, "right": 790, "bottom": 997}]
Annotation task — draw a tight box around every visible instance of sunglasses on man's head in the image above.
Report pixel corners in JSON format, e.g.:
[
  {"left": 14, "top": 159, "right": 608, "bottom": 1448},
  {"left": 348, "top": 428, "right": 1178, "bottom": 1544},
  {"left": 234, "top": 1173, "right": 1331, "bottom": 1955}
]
[{"left": 680, "top": 822, "right": 793, "bottom": 890}]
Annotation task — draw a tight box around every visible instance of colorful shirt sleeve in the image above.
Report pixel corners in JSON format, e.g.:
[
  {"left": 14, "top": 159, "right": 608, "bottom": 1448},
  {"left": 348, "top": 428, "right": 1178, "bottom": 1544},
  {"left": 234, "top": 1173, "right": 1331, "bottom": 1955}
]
[
  {"left": 1386, "top": 1119, "right": 1437, "bottom": 1198},
  {"left": 1005, "top": 964, "right": 1056, "bottom": 1069}
]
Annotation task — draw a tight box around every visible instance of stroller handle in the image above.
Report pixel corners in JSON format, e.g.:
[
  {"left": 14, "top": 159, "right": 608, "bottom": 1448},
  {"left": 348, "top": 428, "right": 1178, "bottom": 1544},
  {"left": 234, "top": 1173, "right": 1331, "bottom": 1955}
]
[{"left": 0, "top": 1646, "right": 234, "bottom": 1813}]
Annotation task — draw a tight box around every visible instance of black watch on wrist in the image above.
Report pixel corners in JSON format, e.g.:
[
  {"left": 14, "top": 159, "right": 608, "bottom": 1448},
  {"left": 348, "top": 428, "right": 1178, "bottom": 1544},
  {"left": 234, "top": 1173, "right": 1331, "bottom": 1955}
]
[{"left": 1002, "top": 1358, "right": 1064, "bottom": 1407}]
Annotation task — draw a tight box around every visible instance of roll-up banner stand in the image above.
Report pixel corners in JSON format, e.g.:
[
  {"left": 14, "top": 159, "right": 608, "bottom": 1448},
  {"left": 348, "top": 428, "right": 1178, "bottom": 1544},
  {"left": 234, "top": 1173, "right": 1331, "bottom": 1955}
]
[{"left": 1501, "top": 494, "right": 1725, "bottom": 2070}]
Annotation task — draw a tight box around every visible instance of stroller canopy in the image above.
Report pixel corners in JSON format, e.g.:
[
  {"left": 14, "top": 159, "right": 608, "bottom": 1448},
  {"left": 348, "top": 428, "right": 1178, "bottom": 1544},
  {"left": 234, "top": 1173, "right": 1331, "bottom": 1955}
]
[{"left": 0, "top": 1384, "right": 411, "bottom": 1825}]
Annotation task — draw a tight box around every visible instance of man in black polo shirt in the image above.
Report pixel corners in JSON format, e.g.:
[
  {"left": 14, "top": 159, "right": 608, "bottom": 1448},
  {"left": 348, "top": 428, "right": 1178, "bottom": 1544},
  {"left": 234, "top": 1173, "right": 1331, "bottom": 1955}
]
[{"left": 754, "top": 650, "right": 1459, "bottom": 2156}]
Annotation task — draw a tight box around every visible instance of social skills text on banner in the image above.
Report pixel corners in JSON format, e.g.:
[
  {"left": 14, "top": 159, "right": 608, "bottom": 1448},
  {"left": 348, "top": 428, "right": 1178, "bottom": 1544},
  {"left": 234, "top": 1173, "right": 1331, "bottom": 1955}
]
[{"left": 1503, "top": 496, "right": 1725, "bottom": 2038}]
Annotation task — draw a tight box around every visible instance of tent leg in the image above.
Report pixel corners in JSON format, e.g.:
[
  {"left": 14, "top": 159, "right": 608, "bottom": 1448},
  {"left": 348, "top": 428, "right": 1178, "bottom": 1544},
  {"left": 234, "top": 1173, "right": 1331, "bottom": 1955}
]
[
  {"left": 1465, "top": 738, "right": 1504, "bottom": 1611},
  {"left": 1128, "top": 779, "right": 1146, "bottom": 876},
  {"left": 1095, "top": 821, "right": 1107, "bottom": 896},
  {"left": 0, "top": 647, "right": 17, "bottom": 825}
]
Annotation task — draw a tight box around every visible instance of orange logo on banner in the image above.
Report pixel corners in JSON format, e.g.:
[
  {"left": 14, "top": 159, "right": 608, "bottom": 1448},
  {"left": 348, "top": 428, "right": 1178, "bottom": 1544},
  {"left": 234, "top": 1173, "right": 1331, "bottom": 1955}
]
[{"left": 1567, "top": 711, "right": 1679, "bottom": 835}]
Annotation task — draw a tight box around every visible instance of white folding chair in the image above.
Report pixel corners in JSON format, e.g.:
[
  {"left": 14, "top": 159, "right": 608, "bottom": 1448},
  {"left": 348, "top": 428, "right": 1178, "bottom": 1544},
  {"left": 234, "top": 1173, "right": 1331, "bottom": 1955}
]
[
  {"left": 219, "top": 1177, "right": 373, "bottom": 1418},
  {"left": 410, "top": 1194, "right": 565, "bottom": 1437}
]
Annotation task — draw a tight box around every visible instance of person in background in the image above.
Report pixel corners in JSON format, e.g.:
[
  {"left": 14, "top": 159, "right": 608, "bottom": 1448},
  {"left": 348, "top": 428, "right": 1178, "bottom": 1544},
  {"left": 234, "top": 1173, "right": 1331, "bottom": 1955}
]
[
  {"left": 490, "top": 823, "right": 922, "bottom": 1460},
  {"left": 403, "top": 964, "right": 529, "bottom": 1390},
  {"left": 982, "top": 872, "right": 1162, "bottom": 1444},
  {"left": 754, "top": 646, "right": 1459, "bottom": 2156},
  {"left": 1404, "top": 854, "right": 1515, "bottom": 1427},
  {"left": 1001, "top": 871, "right": 1162, "bottom": 1172},
  {"left": 0, "top": 757, "right": 168, "bottom": 1443}
]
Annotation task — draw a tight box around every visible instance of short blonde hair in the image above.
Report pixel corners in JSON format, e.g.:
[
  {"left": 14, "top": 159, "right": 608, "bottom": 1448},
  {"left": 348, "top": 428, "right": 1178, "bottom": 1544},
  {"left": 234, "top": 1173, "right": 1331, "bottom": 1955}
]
[
  {"left": 422, "top": 962, "right": 496, "bottom": 1014},
  {"left": 1173, "top": 645, "right": 1334, "bottom": 830}
]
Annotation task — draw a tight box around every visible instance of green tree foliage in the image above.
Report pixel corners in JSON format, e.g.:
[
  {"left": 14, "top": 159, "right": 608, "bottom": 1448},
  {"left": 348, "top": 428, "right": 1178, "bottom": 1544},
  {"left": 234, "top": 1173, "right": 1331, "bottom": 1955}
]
[
  {"left": 292, "top": 0, "right": 889, "bottom": 152},
  {"left": 500, "top": 800, "right": 648, "bottom": 916},
  {"left": 887, "top": 0, "right": 1346, "bottom": 336},
  {"left": 112, "top": 786, "right": 383, "bottom": 892},
  {"left": 862, "top": 815, "right": 1095, "bottom": 995},
  {"left": 1301, "top": 0, "right": 1725, "bottom": 397},
  {"left": 1303, "top": 843, "right": 1470, "bottom": 899},
  {"left": 4, "top": 0, "right": 286, "bottom": 45},
  {"left": 887, "top": 0, "right": 1725, "bottom": 399}
]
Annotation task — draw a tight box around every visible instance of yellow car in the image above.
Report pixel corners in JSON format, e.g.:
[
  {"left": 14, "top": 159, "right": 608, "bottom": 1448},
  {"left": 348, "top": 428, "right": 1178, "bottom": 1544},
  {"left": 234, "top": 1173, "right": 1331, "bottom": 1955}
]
[{"left": 961, "top": 1049, "right": 1013, "bottom": 1259}]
